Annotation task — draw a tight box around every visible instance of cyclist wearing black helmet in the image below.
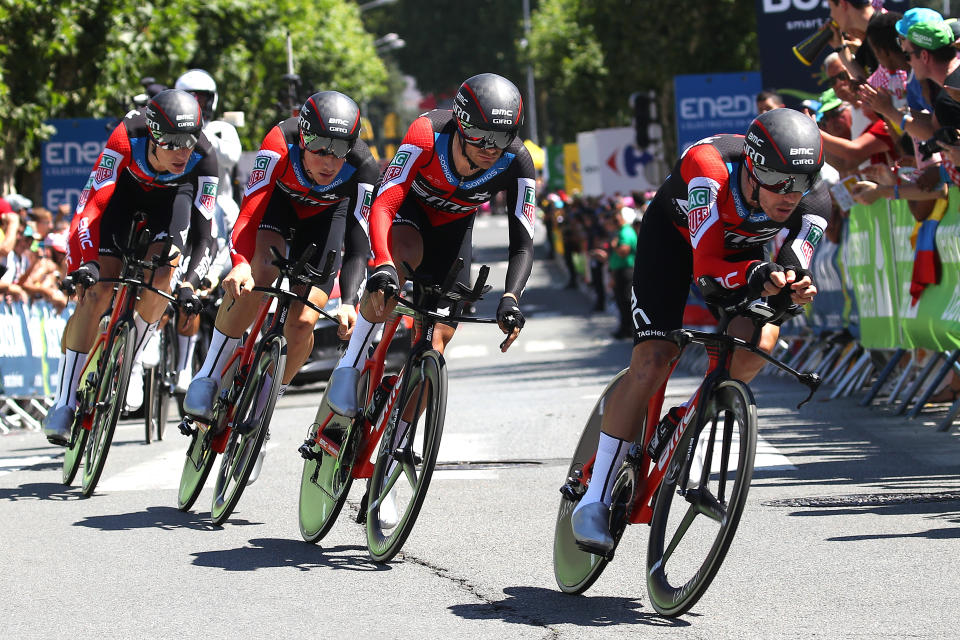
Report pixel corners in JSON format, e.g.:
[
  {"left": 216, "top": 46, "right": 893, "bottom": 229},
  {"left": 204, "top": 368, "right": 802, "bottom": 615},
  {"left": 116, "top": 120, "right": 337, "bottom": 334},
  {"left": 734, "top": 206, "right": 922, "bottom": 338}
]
[
  {"left": 570, "top": 108, "right": 831, "bottom": 554},
  {"left": 183, "top": 90, "right": 378, "bottom": 456},
  {"left": 43, "top": 89, "right": 218, "bottom": 445},
  {"left": 326, "top": 72, "right": 537, "bottom": 418}
]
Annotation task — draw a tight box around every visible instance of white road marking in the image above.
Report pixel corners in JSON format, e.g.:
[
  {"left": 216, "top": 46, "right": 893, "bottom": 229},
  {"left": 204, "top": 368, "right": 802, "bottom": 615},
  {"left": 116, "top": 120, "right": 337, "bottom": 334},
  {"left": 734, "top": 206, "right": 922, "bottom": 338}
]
[
  {"left": 524, "top": 340, "right": 565, "bottom": 353},
  {"left": 0, "top": 454, "right": 60, "bottom": 477},
  {"left": 445, "top": 344, "right": 489, "bottom": 359}
]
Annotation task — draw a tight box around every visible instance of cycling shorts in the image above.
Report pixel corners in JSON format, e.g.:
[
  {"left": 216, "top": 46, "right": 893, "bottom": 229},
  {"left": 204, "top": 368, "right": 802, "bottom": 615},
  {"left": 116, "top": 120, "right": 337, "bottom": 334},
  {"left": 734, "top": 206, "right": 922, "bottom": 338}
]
[
  {"left": 96, "top": 180, "right": 189, "bottom": 261},
  {"left": 256, "top": 189, "right": 346, "bottom": 297}
]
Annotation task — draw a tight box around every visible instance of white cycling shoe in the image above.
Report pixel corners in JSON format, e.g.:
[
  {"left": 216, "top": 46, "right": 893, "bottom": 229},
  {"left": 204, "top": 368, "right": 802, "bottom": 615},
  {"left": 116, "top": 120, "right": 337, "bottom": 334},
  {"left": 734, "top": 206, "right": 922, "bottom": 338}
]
[
  {"left": 125, "top": 361, "right": 145, "bottom": 412},
  {"left": 378, "top": 486, "right": 399, "bottom": 530}
]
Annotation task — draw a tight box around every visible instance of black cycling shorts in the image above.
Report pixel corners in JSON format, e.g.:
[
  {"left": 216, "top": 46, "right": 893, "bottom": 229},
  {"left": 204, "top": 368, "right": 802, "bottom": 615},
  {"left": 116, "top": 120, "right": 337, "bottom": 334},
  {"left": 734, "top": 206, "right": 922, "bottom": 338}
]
[
  {"left": 630, "top": 207, "right": 763, "bottom": 344},
  {"left": 98, "top": 180, "right": 188, "bottom": 258},
  {"left": 391, "top": 198, "right": 473, "bottom": 310},
  {"left": 257, "top": 189, "right": 346, "bottom": 297}
]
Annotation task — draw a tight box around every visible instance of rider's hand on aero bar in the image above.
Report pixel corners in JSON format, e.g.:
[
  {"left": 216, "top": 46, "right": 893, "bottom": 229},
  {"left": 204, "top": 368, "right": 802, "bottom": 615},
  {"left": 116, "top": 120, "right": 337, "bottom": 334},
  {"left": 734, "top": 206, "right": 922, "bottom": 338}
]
[
  {"left": 366, "top": 263, "right": 399, "bottom": 315},
  {"left": 176, "top": 285, "right": 203, "bottom": 315}
]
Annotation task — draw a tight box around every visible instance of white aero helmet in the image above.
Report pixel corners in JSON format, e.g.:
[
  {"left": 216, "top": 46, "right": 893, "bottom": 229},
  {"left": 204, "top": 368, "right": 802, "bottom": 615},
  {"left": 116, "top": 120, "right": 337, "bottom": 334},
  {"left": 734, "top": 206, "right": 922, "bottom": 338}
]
[{"left": 174, "top": 69, "right": 218, "bottom": 120}]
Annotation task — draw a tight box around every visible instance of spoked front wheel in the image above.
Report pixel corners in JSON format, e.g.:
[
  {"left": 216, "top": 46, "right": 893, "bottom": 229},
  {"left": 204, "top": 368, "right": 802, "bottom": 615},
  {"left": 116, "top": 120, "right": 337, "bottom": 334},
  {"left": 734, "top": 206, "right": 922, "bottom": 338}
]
[
  {"left": 646, "top": 379, "right": 758, "bottom": 617},
  {"left": 298, "top": 372, "right": 369, "bottom": 543},
  {"left": 366, "top": 350, "right": 446, "bottom": 563},
  {"left": 145, "top": 320, "right": 177, "bottom": 443},
  {"left": 81, "top": 321, "right": 135, "bottom": 497},
  {"left": 209, "top": 336, "right": 285, "bottom": 525},
  {"left": 553, "top": 369, "right": 630, "bottom": 594}
]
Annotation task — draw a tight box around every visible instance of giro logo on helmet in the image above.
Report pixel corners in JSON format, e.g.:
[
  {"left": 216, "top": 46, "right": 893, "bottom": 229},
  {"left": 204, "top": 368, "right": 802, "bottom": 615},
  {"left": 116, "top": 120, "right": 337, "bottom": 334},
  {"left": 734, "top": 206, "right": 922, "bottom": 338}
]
[{"left": 744, "top": 145, "right": 766, "bottom": 165}]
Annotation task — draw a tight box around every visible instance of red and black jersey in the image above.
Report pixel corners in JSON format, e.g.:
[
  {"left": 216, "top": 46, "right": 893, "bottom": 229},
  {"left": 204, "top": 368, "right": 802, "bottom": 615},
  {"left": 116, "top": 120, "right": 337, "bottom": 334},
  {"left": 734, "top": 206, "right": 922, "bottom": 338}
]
[
  {"left": 69, "top": 110, "right": 218, "bottom": 282},
  {"left": 649, "top": 134, "right": 830, "bottom": 289},
  {"left": 231, "top": 117, "right": 378, "bottom": 278},
  {"left": 370, "top": 110, "right": 537, "bottom": 297}
]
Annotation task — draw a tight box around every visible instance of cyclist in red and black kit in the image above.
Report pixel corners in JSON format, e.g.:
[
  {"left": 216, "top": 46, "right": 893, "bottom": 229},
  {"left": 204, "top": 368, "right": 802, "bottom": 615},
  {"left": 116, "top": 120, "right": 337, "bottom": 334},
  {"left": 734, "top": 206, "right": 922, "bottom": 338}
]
[
  {"left": 42, "top": 89, "right": 218, "bottom": 445},
  {"left": 326, "top": 73, "right": 536, "bottom": 417},
  {"left": 571, "top": 108, "right": 830, "bottom": 554},
  {"left": 184, "top": 91, "right": 378, "bottom": 440}
]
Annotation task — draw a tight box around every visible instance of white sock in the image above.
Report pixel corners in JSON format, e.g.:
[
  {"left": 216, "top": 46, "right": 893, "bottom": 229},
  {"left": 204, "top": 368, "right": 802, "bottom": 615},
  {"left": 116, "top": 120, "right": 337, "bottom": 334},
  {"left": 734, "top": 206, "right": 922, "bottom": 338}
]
[
  {"left": 177, "top": 333, "right": 198, "bottom": 372},
  {"left": 194, "top": 328, "right": 241, "bottom": 382},
  {"left": 131, "top": 314, "right": 159, "bottom": 364},
  {"left": 576, "top": 432, "right": 630, "bottom": 511},
  {"left": 335, "top": 312, "right": 381, "bottom": 371},
  {"left": 55, "top": 349, "right": 87, "bottom": 410}
]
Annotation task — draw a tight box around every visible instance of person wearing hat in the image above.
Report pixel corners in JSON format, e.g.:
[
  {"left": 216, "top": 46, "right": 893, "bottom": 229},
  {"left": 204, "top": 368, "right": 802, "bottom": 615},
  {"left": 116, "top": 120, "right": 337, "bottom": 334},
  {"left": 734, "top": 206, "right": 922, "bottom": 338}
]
[{"left": 826, "top": 0, "right": 880, "bottom": 82}]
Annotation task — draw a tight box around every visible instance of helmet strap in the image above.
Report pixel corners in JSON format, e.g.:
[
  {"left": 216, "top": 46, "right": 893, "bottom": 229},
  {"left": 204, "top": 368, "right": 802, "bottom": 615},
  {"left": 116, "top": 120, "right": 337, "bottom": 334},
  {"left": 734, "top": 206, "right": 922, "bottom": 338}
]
[
  {"left": 741, "top": 160, "right": 762, "bottom": 211},
  {"left": 458, "top": 135, "right": 482, "bottom": 172}
]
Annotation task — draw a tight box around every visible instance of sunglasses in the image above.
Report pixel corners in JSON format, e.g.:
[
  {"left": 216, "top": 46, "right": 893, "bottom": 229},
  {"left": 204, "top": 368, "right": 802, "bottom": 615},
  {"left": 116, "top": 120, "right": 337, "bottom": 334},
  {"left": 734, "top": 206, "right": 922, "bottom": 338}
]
[
  {"left": 300, "top": 131, "right": 353, "bottom": 159},
  {"left": 151, "top": 131, "right": 198, "bottom": 151},
  {"left": 455, "top": 119, "right": 516, "bottom": 150},
  {"left": 747, "top": 158, "right": 818, "bottom": 194}
]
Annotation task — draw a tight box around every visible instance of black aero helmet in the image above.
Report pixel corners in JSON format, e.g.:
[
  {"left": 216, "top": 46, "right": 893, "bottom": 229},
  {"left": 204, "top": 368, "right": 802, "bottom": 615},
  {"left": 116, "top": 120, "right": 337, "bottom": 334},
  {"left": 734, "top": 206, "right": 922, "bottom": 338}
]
[
  {"left": 298, "top": 91, "right": 361, "bottom": 158},
  {"left": 743, "top": 108, "right": 823, "bottom": 194},
  {"left": 454, "top": 73, "right": 523, "bottom": 149},
  {"left": 144, "top": 89, "right": 202, "bottom": 149}
]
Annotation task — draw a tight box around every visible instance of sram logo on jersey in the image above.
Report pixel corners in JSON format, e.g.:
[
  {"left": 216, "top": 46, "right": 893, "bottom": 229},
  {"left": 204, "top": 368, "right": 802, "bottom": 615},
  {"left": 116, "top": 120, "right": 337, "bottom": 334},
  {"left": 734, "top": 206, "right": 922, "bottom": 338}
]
[
  {"left": 383, "top": 150, "right": 411, "bottom": 183},
  {"left": 411, "top": 182, "right": 477, "bottom": 214}
]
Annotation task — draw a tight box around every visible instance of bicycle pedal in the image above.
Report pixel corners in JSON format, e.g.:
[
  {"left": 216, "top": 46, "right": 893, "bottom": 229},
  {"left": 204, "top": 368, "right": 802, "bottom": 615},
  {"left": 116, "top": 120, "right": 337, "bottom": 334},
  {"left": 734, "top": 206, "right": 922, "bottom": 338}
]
[
  {"left": 298, "top": 441, "right": 322, "bottom": 462},
  {"left": 559, "top": 481, "right": 584, "bottom": 502},
  {"left": 178, "top": 420, "right": 196, "bottom": 437},
  {"left": 574, "top": 541, "right": 615, "bottom": 561}
]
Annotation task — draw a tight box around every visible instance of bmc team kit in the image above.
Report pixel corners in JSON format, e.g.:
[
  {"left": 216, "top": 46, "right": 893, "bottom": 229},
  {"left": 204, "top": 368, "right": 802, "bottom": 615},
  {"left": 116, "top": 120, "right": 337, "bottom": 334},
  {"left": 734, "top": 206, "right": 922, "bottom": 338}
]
[
  {"left": 60, "top": 212, "right": 179, "bottom": 497},
  {"left": 553, "top": 277, "right": 821, "bottom": 616},
  {"left": 176, "top": 245, "right": 337, "bottom": 524},
  {"left": 298, "top": 258, "right": 521, "bottom": 562}
]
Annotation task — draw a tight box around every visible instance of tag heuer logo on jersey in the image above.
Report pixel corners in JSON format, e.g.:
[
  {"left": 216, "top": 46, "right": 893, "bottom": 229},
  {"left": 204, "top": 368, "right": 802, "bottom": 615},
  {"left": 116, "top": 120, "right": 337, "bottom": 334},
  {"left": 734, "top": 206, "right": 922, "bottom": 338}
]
[
  {"left": 95, "top": 155, "right": 117, "bottom": 182},
  {"left": 360, "top": 190, "right": 373, "bottom": 222},
  {"left": 522, "top": 187, "right": 536, "bottom": 226},
  {"left": 688, "top": 187, "right": 709, "bottom": 208},
  {"left": 199, "top": 181, "right": 217, "bottom": 211},
  {"left": 801, "top": 240, "right": 815, "bottom": 263},
  {"left": 247, "top": 155, "right": 270, "bottom": 189},
  {"left": 806, "top": 224, "right": 823, "bottom": 246},
  {"left": 383, "top": 150, "right": 411, "bottom": 183},
  {"left": 687, "top": 206, "right": 711, "bottom": 237}
]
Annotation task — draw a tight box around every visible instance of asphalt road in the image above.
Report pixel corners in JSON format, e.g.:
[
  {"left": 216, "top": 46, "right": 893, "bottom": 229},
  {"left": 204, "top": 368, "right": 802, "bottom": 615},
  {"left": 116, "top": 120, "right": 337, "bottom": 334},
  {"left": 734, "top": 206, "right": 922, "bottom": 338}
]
[{"left": 2, "top": 216, "right": 959, "bottom": 639}]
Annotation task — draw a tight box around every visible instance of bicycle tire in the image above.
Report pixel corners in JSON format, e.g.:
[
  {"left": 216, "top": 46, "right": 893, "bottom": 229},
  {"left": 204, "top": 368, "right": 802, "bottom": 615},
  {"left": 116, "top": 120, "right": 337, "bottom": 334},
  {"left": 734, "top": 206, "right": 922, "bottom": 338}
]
[
  {"left": 177, "top": 426, "right": 217, "bottom": 512},
  {"left": 298, "top": 371, "right": 370, "bottom": 543},
  {"left": 209, "top": 335, "right": 285, "bottom": 525},
  {"left": 646, "top": 379, "right": 757, "bottom": 617},
  {"left": 62, "top": 343, "right": 104, "bottom": 486},
  {"left": 145, "top": 321, "right": 177, "bottom": 443},
  {"left": 81, "top": 321, "right": 135, "bottom": 497},
  {"left": 553, "top": 369, "right": 629, "bottom": 594},
  {"left": 366, "top": 350, "right": 446, "bottom": 563}
]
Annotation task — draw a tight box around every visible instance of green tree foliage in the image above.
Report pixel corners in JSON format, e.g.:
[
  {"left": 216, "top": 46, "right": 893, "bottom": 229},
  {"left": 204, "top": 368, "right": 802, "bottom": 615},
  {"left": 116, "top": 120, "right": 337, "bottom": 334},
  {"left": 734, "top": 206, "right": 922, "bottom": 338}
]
[
  {"left": 529, "top": 0, "right": 758, "bottom": 160},
  {"left": 0, "top": 0, "right": 387, "bottom": 193},
  {"left": 362, "top": 0, "right": 526, "bottom": 99}
]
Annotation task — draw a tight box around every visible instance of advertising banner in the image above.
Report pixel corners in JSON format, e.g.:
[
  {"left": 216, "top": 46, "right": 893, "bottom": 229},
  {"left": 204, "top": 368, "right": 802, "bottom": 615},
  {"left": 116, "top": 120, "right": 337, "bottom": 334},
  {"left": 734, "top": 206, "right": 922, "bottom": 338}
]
[
  {"left": 42, "top": 118, "right": 113, "bottom": 215},
  {"left": 563, "top": 142, "right": 582, "bottom": 195},
  {"left": 545, "top": 144, "right": 565, "bottom": 192},
  {"left": 575, "top": 127, "right": 658, "bottom": 197},
  {"left": 0, "top": 301, "right": 71, "bottom": 398},
  {"left": 846, "top": 199, "right": 899, "bottom": 348},
  {"left": 674, "top": 72, "right": 763, "bottom": 153}
]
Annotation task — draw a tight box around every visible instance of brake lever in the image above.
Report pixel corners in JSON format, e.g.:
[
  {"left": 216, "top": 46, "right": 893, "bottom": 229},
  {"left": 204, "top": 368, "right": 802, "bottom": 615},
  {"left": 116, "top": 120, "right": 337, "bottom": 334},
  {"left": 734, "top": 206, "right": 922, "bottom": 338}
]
[{"left": 796, "top": 372, "right": 822, "bottom": 409}]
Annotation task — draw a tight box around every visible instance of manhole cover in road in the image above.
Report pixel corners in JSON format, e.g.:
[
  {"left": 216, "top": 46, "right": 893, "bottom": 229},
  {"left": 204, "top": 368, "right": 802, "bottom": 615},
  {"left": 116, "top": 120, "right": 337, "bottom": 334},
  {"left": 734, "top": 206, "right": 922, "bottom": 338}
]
[{"left": 762, "top": 491, "right": 960, "bottom": 508}]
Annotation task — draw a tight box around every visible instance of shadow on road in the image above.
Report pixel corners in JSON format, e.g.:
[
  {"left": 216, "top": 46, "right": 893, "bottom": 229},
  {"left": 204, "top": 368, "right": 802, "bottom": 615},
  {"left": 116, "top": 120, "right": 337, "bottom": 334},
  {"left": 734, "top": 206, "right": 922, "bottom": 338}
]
[
  {"left": 449, "top": 586, "right": 690, "bottom": 629},
  {"left": 73, "top": 506, "right": 260, "bottom": 531},
  {"left": 0, "top": 482, "right": 78, "bottom": 501},
  {"left": 190, "top": 537, "right": 391, "bottom": 573}
]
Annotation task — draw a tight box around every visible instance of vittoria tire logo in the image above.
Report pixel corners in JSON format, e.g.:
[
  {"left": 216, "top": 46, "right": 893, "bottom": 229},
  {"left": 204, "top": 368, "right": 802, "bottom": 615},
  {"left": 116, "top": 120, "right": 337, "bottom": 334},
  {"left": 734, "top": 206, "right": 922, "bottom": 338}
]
[{"left": 383, "top": 150, "right": 411, "bottom": 183}]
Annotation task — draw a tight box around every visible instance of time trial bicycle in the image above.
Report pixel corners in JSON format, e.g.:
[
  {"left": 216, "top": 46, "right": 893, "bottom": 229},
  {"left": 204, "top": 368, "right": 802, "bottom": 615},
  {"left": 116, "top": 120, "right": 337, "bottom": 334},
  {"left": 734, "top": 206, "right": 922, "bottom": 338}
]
[{"left": 553, "top": 278, "right": 821, "bottom": 616}]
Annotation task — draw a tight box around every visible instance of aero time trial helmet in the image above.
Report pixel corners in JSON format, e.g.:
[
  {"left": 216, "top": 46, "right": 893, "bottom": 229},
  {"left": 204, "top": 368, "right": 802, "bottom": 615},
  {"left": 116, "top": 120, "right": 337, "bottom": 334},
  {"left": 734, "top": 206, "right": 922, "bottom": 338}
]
[
  {"left": 174, "top": 69, "right": 218, "bottom": 121},
  {"left": 144, "top": 89, "right": 203, "bottom": 150},
  {"left": 297, "top": 91, "right": 361, "bottom": 159},
  {"left": 453, "top": 73, "right": 524, "bottom": 150},
  {"left": 742, "top": 108, "right": 823, "bottom": 194}
]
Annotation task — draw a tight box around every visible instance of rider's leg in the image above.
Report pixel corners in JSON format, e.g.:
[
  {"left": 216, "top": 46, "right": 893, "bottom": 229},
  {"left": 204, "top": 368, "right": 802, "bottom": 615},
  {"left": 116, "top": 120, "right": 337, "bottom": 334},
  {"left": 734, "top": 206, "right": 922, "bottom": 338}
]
[
  {"left": 283, "top": 287, "right": 329, "bottom": 386},
  {"left": 727, "top": 317, "right": 780, "bottom": 383}
]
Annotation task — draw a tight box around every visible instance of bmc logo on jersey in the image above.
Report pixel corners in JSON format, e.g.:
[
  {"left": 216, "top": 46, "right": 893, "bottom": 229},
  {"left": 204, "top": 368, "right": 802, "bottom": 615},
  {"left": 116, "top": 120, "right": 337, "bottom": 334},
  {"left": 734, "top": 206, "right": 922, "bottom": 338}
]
[
  {"left": 688, "top": 187, "right": 709, "bottom": 208},
  {"left": 687, "top": 206, "right": 711, "bottom": 237},
  {"left": 95, "top": 155, "right": 116, "bottom": 183},
  {"left": 383, "top": 150, "right": 411, "bottom": 183}
]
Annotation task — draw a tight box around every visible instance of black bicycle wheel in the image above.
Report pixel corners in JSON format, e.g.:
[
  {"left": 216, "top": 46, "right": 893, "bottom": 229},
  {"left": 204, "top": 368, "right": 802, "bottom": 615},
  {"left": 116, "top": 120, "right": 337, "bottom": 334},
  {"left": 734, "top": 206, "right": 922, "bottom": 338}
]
[
  {"left": 62, "top": 346, "right": 104, "bottom": 486},
  {"left": 298, "top": 371, "right": 370, "bottom": 543},
  {"left": 209, "top": 335, "right": 285, "bottom": 525},
  {"left": 366, "top": 350, "right": 446, "bottom": 563},
  {"left": 646, "top": 379, "right": 758, "bottom": 617},
  {"left": 145, "top": 320, "right": 176, "bottom": 443},
  {"left": 81, "top": 321, "right": 135, "bottom": 497},
  {"left": 176, "top": 321, "right": 210, "bottom": 420},
  {"left": 553, "top": 369, "right": 630, "bottom": 594},
  {"left": 177, "top": 426, "right": 217, "bottom": 511}
]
